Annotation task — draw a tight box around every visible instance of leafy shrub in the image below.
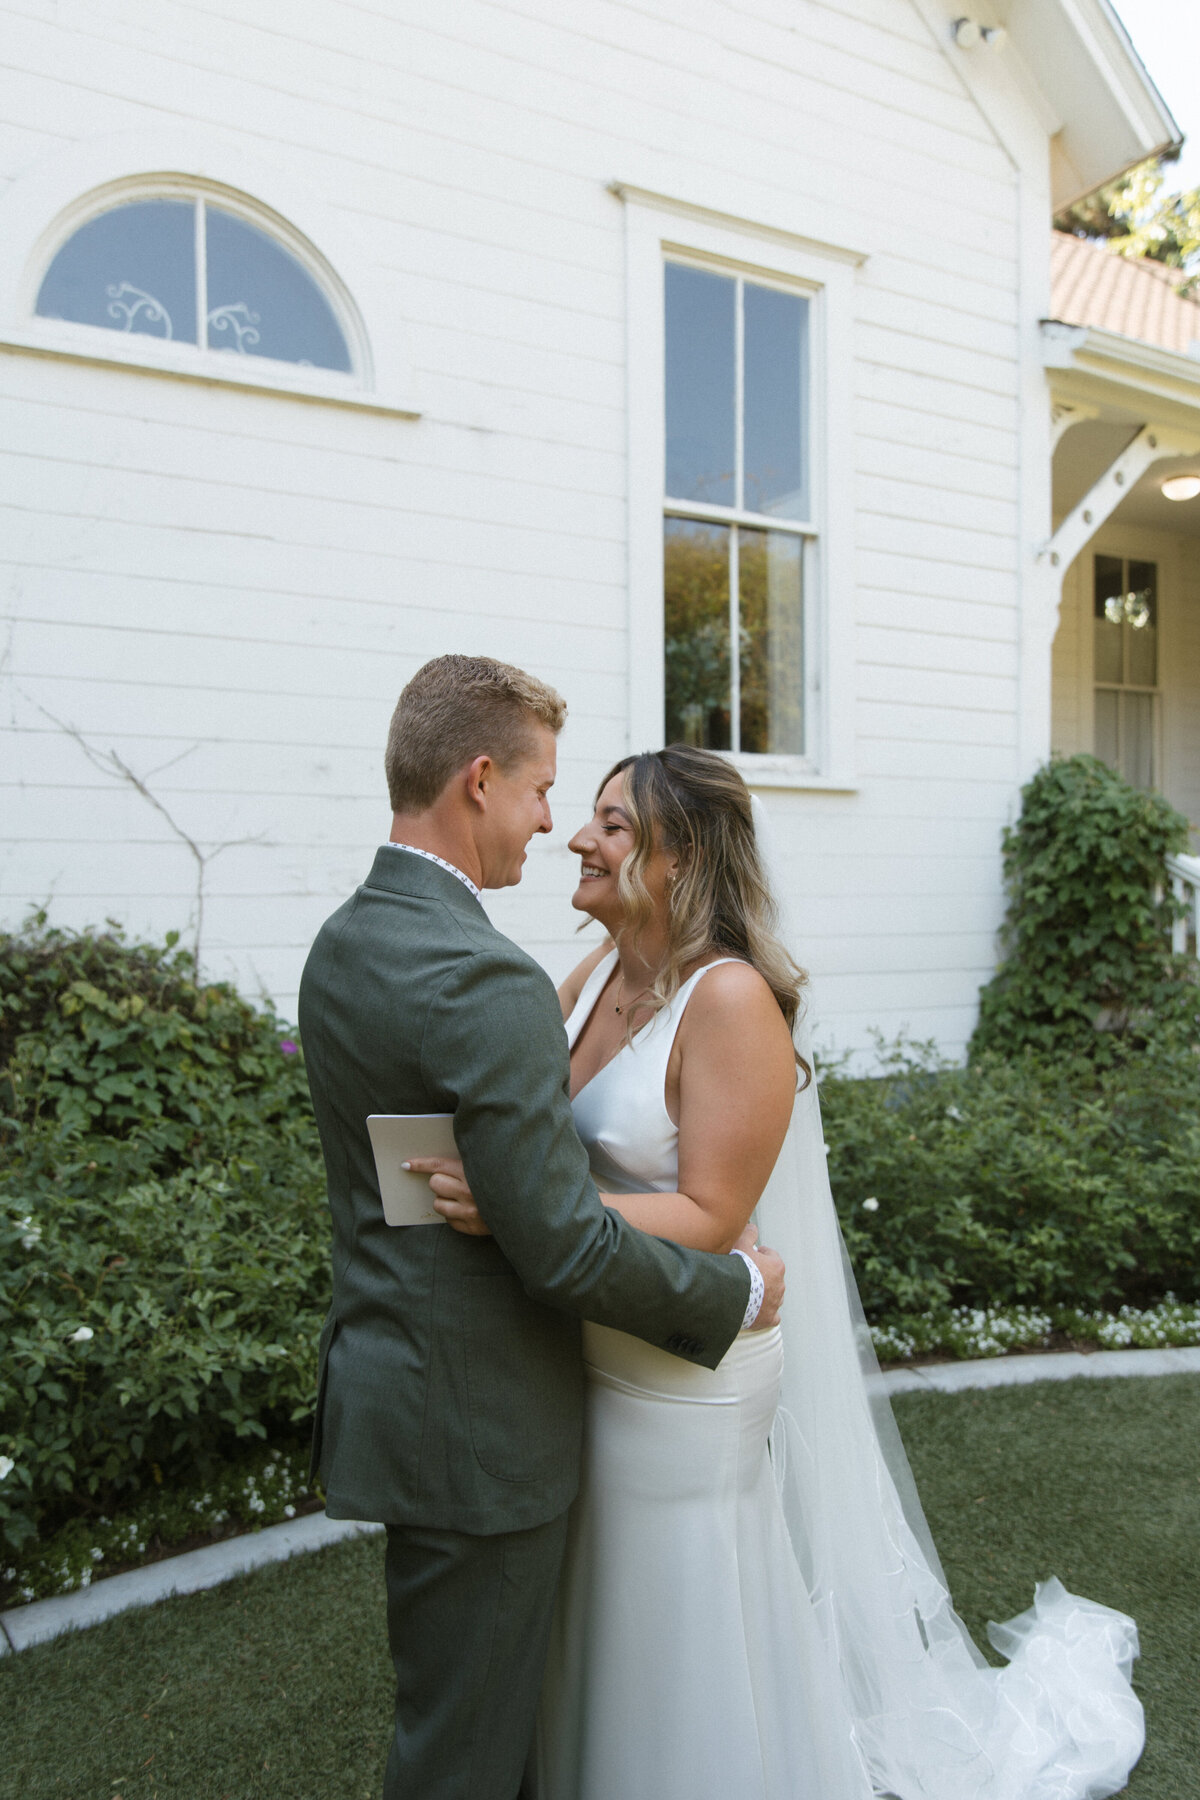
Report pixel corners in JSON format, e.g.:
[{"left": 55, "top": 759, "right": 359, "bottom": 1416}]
[
  {"left": 822, "top": 1033, "right": 1200, "bottom": 1323},
  {"left": 0, "top": 917, "right": 328, "bottom": 1553},
  {"left": 0, "top": 912, "right": 313, "bottom": 1169},
  {"left": 2, "top": 1439, "right": 320, "bottom": 1607},
  {"left": 972, "top": 754, "right": 1196, "bottom": 1059}
]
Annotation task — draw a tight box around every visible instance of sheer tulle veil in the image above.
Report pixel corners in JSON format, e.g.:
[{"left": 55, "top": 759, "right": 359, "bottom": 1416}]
[{"left": 748, "top": 796, "right": 1145, "bottom": 1800}]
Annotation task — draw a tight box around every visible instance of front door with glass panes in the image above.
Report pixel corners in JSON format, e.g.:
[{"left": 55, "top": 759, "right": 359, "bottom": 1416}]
[
  {"left": 663, "top": 261, "right": 811, "bottom": 757},
  {"left": 1093, "top": 555, "right": 1159, "bottom": 790}
]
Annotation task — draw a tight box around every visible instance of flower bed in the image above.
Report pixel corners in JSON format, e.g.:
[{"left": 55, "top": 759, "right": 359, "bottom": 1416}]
[{"left": 1, "top": 1441, "right": 320, "bottom": 1607}]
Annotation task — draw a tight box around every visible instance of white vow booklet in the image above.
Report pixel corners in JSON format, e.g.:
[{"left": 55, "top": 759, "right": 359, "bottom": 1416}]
[{"left": 366, "top": 1112, "right": 458, "bottom": 1226}]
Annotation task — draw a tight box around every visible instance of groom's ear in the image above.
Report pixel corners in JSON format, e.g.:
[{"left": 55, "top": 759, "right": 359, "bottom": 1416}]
[{"left": 463, "top": 753, "right": 494, "bottom": 808}]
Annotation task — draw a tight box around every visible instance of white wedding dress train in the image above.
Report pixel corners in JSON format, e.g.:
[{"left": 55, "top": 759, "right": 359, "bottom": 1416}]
[{"left": 531, "top": 951, "right": 1144, "bottom": 1800}]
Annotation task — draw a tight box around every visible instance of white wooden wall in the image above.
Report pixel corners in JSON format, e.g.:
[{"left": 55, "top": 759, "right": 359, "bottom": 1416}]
[{"left": 0, "top": 0, "right": 1033, "bottom": 1057}]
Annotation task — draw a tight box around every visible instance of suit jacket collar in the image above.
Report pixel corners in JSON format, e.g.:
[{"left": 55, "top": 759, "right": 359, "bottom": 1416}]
[{"left": 363, "top": 845, "right": 486, "bottom": 917}]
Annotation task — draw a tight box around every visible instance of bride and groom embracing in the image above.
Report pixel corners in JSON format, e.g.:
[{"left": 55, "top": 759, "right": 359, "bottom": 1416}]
[{"left": 299, "top": 655, "right": 1145, "bottom": 1800}]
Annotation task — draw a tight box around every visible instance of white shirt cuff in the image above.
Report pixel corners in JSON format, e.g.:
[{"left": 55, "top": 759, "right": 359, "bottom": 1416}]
[{"left": 729, "top": 1248, "right": 764, "bottom": 1330}]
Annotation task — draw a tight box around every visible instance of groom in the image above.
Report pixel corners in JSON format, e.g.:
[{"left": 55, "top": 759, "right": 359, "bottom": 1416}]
[{"left": 299, "top": 655, "right": 784, "bottom": 1800}]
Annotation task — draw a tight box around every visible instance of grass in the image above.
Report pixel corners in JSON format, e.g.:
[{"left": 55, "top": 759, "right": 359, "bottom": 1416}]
[{"left": 2, "top": 1374, "right": 1197, "bottom": 1800}]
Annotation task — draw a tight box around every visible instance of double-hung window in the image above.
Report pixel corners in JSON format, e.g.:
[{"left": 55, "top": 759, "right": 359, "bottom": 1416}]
[
  {"left": 663, "top": 260, "right": 812, "bottom": 758},
  {"left": 1093, "top": 554, "right": 1159, "bottom": 790}
]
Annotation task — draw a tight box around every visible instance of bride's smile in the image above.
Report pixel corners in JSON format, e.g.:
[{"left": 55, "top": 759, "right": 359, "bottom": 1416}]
[{"left": 568, "top": 772, "right": 678, "bottom": 934}]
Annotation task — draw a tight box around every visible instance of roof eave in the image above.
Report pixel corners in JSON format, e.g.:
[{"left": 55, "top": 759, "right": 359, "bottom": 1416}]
[
  {"left": 1042, "top": 318, "right": 1200, "bottom": 425},
  {"left": 1003, "top": 0, "right": 1181, "bottom": 209}
]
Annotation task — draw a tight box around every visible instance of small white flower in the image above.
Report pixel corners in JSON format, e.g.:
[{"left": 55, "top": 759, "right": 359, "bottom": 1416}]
[
  {"left": 945, "top": 1106, "right": 963, "bottom": 1121},
  {"left": 284, "top": 1504, "right": 296, "bottom": 1519},
  {"left": 0, "top": 1456, "right": 14, "bottom": 1482},
  {"left": 861, "top": 1197, "right": 880, "bottom": 1213},
  {"left": 69, "top": 1325, "right": 94, "bottom": 1343}
]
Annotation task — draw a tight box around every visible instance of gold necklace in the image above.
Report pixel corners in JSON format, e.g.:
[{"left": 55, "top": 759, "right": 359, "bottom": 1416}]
[{"left": 614, "top": 971, "right": 654, "bottom": 1016}]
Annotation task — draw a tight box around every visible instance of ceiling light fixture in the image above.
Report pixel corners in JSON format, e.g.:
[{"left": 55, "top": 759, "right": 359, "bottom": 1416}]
[{"left": 1161, "top": 475, "right": 1200, "bottom": 502}]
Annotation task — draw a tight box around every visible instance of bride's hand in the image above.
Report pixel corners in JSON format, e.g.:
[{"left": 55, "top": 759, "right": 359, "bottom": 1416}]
[{"left": 403, "top": 1157, "right": 493, "bottom": 1237}]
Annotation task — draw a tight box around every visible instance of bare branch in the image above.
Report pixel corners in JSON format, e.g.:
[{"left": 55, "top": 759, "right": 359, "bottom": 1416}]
[{"left": 22, "top": 696, "right": 269, "bottom": 972}]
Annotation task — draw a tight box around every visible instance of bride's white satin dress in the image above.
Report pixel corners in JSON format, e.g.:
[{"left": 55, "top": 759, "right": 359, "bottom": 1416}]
[
  {"left": 531, "top": 951, "right": 1145, "bottom": 1800},
  {"left": 533, "top": 955, "right": 872, "bottom": 1799}
]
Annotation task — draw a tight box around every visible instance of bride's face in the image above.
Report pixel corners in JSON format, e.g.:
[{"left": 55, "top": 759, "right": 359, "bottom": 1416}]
[{"left": 568, "top": 773, "right": 678, "bottom": 931}]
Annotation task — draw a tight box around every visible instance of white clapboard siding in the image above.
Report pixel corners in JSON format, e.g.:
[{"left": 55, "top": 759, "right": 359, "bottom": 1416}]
[{"left": 0, "top": 0, "right": 1037, "bottom": 1045}]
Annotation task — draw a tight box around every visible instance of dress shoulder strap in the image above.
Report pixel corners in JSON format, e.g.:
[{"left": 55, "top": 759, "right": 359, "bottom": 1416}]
[
  {"left": 564, "top": 948, "right": 619, "bottom": 1050},
  {"left": 639, "top": 956, "right": 745, "bottom": 1063}
]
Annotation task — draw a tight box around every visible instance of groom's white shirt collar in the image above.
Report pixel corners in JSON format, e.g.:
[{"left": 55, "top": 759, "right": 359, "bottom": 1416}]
[{"left": 384, "top": 841, "right": 482, "bottom": 903}]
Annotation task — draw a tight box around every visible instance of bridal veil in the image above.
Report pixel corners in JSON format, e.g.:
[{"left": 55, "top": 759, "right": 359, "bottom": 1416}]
[{"left": 749, "top": 799, "right": 1144, "bottom": 1800}]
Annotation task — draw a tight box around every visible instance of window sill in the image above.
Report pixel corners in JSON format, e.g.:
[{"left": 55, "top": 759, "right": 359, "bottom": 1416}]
[
  {"left": 720, "top": 753, "right": 857, "bottom": 793},
  {"left": 0, "top": 325, "right": 420, "bottom": 418}
]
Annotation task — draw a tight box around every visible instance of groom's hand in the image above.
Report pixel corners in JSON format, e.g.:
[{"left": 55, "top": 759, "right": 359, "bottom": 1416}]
[
  {"left": 736, "top": 1224, "right": 785, "bottom": 1330},
  {"left": 405, "top": 1157, "right": 494, "bottom": 1237}
]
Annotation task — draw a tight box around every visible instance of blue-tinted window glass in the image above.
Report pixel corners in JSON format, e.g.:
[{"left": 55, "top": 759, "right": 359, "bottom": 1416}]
[
  {"left": 743, "top": 283, "right": 807, "bottom": 519},
  {"left": 36, "top": 200, "right": 197, "bottom": 343},
  {"left": 665, "top": 264, "right": 735, "bottom": 505},
  {"left": 205, "top": 208, "right": 351, "bottom": 371}
]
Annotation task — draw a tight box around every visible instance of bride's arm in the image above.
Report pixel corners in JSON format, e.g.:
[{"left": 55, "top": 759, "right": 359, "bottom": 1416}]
[
  {"left": 603, "top": 963, "right": 796, "bottom": 1253},
  {"left": 417, "top": 964, "right": 796, "bottom": 1256}
]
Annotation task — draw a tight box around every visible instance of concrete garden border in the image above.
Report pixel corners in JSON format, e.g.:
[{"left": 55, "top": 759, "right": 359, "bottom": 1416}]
[{"left": 4, "top": 1344, "right": 1199, "bottom": 1654}]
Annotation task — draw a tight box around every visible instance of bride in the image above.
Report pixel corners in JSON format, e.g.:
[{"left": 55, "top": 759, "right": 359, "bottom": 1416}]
[{"left": 430, "top": 744, "right": 1145, "bottom": 1800}]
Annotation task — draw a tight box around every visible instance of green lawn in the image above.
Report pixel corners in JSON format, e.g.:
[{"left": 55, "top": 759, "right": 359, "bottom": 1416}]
[{"left": 3, "top": 1374, "right": 1197, "bottom": 1800}]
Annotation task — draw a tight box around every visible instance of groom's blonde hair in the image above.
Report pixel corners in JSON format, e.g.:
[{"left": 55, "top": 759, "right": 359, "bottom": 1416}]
[{"left": 386, "top": 654, "right": 566, "bottom": 812}]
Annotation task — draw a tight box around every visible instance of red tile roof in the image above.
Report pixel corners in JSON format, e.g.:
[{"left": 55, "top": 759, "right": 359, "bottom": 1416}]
[{"left": 1050, "top": 231, "right": 1200, "bottom": 352}]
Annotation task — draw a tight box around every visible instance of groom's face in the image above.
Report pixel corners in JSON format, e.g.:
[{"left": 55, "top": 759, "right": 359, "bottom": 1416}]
[{"left": 477, "top": 725, "right": 557, "bottom": 889}]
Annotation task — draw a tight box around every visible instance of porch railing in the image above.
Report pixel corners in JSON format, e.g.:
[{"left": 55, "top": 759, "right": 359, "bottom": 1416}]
[{"left": 1166, "top": 852, "right": 1200, "bottom": 956}]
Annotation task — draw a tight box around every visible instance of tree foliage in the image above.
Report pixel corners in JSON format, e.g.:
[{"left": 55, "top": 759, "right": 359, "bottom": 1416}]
[{"left": 1055, "top": 154, "right": 1200, "bottom": 296}]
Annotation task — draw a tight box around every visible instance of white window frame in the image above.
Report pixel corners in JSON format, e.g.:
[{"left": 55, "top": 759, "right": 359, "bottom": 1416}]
[
  {"left": 618, "top": 186, "right": 860, "bottom": 789},
  {"left": 0, "top": 130, "right": 418, "bottom": 418}
]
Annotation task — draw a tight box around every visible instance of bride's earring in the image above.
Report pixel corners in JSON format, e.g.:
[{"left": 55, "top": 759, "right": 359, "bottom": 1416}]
[{"left": 666, "top": 871, "right": 679, "bottom": 913}]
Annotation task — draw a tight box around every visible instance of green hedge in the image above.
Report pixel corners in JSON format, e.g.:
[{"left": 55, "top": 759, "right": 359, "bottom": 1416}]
[
  {"left": 0, "top": 918, "right": 328, "bottom": 1553},
  {"left": 4, "top": 909, "right": 1200, "bottom": 1562},
  {"left": 822, "top": 1034, "right": 1200, "bottom": 1323}
]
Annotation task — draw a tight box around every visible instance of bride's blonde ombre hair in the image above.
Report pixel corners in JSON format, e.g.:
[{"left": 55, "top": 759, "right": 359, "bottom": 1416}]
[{"left": 599, "top": 746, "right": 809, "bottom": 1079}]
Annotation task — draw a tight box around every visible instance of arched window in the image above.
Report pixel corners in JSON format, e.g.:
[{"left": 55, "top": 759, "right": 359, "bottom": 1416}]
[{"left": 36, "top": 192, "right": 353, "bottom": 373}]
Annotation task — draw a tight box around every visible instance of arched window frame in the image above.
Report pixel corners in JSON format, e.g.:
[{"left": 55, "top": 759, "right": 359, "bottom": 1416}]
[{"left": 0, "top": 132, "right": 418, "bottom": 419}]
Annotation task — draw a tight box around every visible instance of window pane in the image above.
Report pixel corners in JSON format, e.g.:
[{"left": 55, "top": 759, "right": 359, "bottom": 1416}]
[
  {"left": 36, "top": 200, "right": 197, "bottom": 343},
  {"left": 205, "top": 208, "right": 352, "bottom": 371},
  {"left": 664, "top": 264, "right": 735, "bottom": 505},
  {"left": 664, "top": 519, "right": 731, "bottom": 750},
  {"left": 1094, "top": 687, "right": 1119, "bottom": 770},
  {"left": 1126, "top": 560, "right": 1157, "bottom": 687},
  {"left": 1093, "top": 554, "right": 1124, "bottom": 685},
  {"left": 743, "top": 283, "right": 806, "bottom": 519},
  {"left": 739, "top": 529, "right": 803, "bottom": 754},
  {"left": 1122, "top": 691, "right": 1155, "bottom": 790}
]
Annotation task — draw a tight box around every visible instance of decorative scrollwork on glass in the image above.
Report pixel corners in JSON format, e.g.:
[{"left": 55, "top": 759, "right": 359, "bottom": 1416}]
[
  {"left": 105, "top": 282, "right": 173, "bottom": 338},
  {"left": 206, "top": 302, "right": 261, "bottom": 354}
]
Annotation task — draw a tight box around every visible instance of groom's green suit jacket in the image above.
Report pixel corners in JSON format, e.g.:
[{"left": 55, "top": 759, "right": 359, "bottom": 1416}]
[{"left": 298, "top": 848, "right": 750, "bottom": 1535}]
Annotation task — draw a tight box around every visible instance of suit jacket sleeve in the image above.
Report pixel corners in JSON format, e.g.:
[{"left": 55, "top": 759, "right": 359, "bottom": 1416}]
[{"left": 420, "top": 944, "right": 750, "bottom": 1370}]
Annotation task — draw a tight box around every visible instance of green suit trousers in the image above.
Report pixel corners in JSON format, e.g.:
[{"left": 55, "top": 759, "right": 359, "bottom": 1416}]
[{"left": 383, "top": 1512, "right": 569, "bottom": 1800}]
